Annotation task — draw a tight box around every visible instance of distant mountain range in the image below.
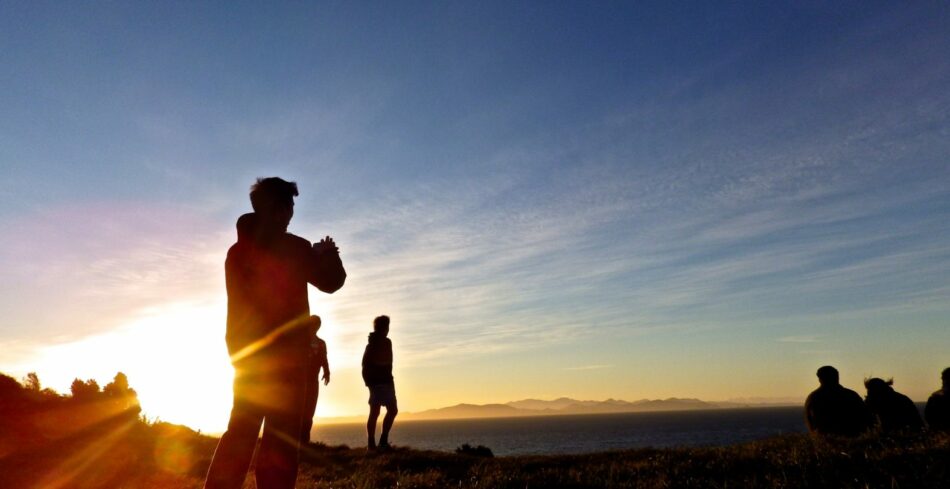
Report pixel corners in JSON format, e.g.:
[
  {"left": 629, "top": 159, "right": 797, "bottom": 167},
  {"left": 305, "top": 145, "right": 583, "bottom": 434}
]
[{"left": 323, "top": 397, "right": 799, "bottom": 423}]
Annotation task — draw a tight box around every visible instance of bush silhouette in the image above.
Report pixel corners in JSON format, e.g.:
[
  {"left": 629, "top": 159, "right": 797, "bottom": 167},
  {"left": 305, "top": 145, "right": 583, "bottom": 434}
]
[
  {"left": 70, "top": 378, "right": 101, "bottom": 401},
  {"left": 456, "top": 443, "right": 494, "bottom": 457}
]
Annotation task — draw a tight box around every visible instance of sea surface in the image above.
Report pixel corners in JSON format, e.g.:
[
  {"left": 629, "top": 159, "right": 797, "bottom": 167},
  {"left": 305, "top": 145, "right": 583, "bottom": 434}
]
[{"left": 312, "top": 406, "right": 807, "bottom": 456}]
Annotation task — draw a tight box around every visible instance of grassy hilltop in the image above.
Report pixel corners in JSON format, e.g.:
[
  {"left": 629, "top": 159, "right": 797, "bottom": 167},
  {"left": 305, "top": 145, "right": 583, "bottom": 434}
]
[
  {"left": 2, "top": 373, "right": 949, "bottom": 488},
  {"left": 293, "top": 432, "right": 950, "bottom": 489},
  {"left": 1, "top": 417, "right": 949, "bottom": 489}
]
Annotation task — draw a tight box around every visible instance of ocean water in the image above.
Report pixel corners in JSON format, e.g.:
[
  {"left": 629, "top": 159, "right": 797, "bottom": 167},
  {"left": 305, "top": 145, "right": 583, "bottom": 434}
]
[{"left": 312, "top": 406, "right": 807, "bottom": 456}]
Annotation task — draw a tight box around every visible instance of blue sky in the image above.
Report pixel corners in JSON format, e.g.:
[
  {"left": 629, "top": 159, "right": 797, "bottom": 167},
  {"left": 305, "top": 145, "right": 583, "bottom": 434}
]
[{"left": 1, "top": 2, "right": 948, "bottom": 428}]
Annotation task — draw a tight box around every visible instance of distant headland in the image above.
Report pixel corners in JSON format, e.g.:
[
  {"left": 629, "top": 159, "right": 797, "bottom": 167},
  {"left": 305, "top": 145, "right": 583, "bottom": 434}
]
[{"left": 322, "top": 396, "right": 800, "bottom": 423}]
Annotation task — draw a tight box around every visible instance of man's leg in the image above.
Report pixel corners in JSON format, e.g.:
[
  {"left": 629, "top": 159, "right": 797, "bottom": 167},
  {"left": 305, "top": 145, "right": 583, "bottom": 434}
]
[
  {"left": 256, "top": 367, "right": 306, "bottom": 489},
  {"left": 300, "top": 363, "right": 319, "bottom": 444},
  {"left": 379, "top": 404, "right": 398, "bottom": 448},
  {"left": 204, "top": 378, "right": 264, "bottom": 489},
  {"left": 257, "top": 412, "right": 303, "bottom": 489},
  {"left": 366, "top": 404, "right": 381, "bottom": 449}
]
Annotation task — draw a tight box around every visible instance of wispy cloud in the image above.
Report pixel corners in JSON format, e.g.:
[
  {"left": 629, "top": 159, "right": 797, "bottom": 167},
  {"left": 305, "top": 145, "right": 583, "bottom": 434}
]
[
  {"left": 1, "top": 2, "right": 948, "bottom": 408},
  {"left": 563, "top": 365, "right": 611, "bottom": 371},
  {"left": 289, "top": 18, "right": 950, "bottom": 369},
  {"left": 778, "top": 336, "right": 822, "bottom": 344},
  {"left": 798, "top": 350, "right": 842, "bottom": 356},
  {"left": 0, "top": 203, "right": 228, "bottom": 342}
]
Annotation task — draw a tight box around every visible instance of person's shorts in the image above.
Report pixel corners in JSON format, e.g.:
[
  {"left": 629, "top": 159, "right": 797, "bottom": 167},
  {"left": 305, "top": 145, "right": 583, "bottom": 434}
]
[{"left": 368, "top": 383, "right": 397, "bottom": 408}]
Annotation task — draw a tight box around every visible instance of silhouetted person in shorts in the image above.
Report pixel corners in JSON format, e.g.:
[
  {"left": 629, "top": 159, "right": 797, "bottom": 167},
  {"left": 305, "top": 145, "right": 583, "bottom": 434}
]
[
  {"left": 804, "top": 366, "right": 871, "bottom": 436},
  {"left": 300, "top": 315, "right": 330, "bottom": 444},
  {"left": 205, "top": 177, "right": 346, "bottom": 489},
  {"left": 925, "top": 367, "right": 950, "bottom": 431},
  {"left": 864, "top": 377, "right": 923, "bottom": 433},
  {"left": 363, "top": 315, "right": 397, "bottom": 450}
]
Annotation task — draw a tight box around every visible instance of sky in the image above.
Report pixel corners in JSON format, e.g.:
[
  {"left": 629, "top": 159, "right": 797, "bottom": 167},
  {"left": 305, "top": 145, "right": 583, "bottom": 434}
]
[{"left": 1, "top": 2, "right": 948, "bottom": 433}]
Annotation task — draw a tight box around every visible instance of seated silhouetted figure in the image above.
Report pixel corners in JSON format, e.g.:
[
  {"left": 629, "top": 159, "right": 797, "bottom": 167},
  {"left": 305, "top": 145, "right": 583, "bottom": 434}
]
[
  {"left": 805, "top": 366, "right": 871, "bottom": 436},
  {"left": 864, "top": 377, "right": 922, "bottom": 433},
  {"left": 925, "top": 367, "right": 950, "bottom": 431}
]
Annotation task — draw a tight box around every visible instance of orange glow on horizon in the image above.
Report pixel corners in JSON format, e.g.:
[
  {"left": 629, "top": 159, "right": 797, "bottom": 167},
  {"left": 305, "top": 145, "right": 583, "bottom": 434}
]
[
  {"left": 9, "top": 298, "right": 357, "bottom": 434},
  {"left": 19, "top": 300, "right": 233, "bottom": 433}
]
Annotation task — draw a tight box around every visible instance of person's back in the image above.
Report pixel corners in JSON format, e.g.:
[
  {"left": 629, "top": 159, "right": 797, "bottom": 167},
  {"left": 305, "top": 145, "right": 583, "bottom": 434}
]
[
  {"left": 805, "top": 366, "right": 871, "bottom": 436},
  {"left": 864, "top": 378, "right": 923, "bottom": 433},
  {"left": 363, "top": 315, "right": 397, "bottom": 450},
  {"left": 225, "top": 229, "right": 318, "bottom": 363},
  {"left": 362, "top": 333, "right": 394, "bottom": 387},
  {"left": 225, "top": 213, "right": 345, "bottom": 365},
  {"left": 925, "top": 368, "right": 950, "bottom": 431}
]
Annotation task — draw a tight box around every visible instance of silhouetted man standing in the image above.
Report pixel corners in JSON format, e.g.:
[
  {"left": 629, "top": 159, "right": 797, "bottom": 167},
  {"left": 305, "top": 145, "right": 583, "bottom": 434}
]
[
  {"left": 205, "top": 177, "right": 345, "bottom": 489},
  {"left": 925, "top": 367, "right": 950, "bottom": 431},
  {"left": 804, "top": 366, "right": 871, "bottom": 436},
  {"left": 300, "top": 315, "right": 330, "bottom": 444},
  {"left": 363, "top": 315, "right": 397, "bottom": 450}
]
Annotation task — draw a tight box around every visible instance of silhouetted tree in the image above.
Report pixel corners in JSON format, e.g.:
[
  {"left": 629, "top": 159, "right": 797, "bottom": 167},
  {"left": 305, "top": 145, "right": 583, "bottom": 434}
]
[
  {"left": 39, "top": 387, "right": 60, "bottom": 399},
  {"left": 103, "top": 372, "right": 139, "bottom": 411},
  {"left": 17, "top": 372, "right": 61, "bottom": 404},
  {"left": 23, "top": 372, "right": 40, "bottom": 392},
  {"left": 70, "top": 378, "right": 101, "bottom": 401},
  {"left": 0, "top": 373, "right": 26, "bottom": 411},
  {"left": 0, "top": 373, "right": 60, "bottom": 413},
  {"left": 0, "top": 373, "right": 23, "bottom": 394},
  {"left": 103, "top": 372, "right": 133, "bottom": 397}
]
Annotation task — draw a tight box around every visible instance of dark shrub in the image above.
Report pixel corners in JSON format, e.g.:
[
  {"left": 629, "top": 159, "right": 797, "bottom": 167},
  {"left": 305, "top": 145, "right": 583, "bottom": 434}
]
[{"left": 456, "top": 443, "right": 493, "bottom": 457}]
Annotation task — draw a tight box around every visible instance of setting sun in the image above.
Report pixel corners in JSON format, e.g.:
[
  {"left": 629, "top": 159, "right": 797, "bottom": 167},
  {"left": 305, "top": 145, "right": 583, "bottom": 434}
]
[
  {"left": 27, "top": 301, "right": 234, "bottom": 433},
  {"left": 17, "top": 297, "right": 355, "bottom": 434}
]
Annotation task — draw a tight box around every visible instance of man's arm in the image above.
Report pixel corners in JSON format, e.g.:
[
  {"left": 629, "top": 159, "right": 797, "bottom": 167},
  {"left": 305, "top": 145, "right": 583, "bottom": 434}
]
[
  {"left": 224, "top": 248, "right": 248, "bottom": 358},
  {"left": 308, "top": 236, "right": 346, "bottom": 293},
  {"left": 804, "top": 394, "right": 816, "bottom": 432},
  {"left": 852, "top": 391, "right": 873, "bottom": 432},
  {"left": 383, "top": 338, "right": 394, "bottom": 367},
  {"left": 319, "top": 339, "right": 330, "bottom": 385},
  {"left": 361, "top": 344, "right": 371, "bottom": 386},
  {"left": 924, "top": 394, "right": 937, "bottom": 426}
]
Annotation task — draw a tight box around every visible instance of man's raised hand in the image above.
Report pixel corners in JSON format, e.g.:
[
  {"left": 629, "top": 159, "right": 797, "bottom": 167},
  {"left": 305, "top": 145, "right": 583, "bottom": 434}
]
[{"left": 313, "top": 236, "right": 339, "bottom": 254}]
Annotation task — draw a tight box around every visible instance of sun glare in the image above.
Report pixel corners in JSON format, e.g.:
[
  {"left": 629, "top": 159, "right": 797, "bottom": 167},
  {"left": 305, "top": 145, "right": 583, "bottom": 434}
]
[
  {"left": 29, "top": 300, "right": 235, "bottom": 434},
  {"left": 20, "top": 297, "right": 358, "bottom": 433}
]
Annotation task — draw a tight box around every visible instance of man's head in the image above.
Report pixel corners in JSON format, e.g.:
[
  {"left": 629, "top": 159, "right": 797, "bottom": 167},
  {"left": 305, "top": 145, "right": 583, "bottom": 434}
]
[
  {"left": 236, "top": 213, "right": 258, "bottom": 242},
  {"left": 942, "top": 367, "right": 950, "bottom": 389},
  {"left": 373, "top": 315, "right": 390, "bottom": 336},
  {"left": 864, "top": 377, "right": 893, "bottom": 397},
  {"left": 816, "top": 366, "right": 839, "bottom": 386},
  {"left": 308, "top": 315, "right": 322, "bottom": 336},
  {"left": 249, "top": 177, "right": 298, "bottom": 232}
]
